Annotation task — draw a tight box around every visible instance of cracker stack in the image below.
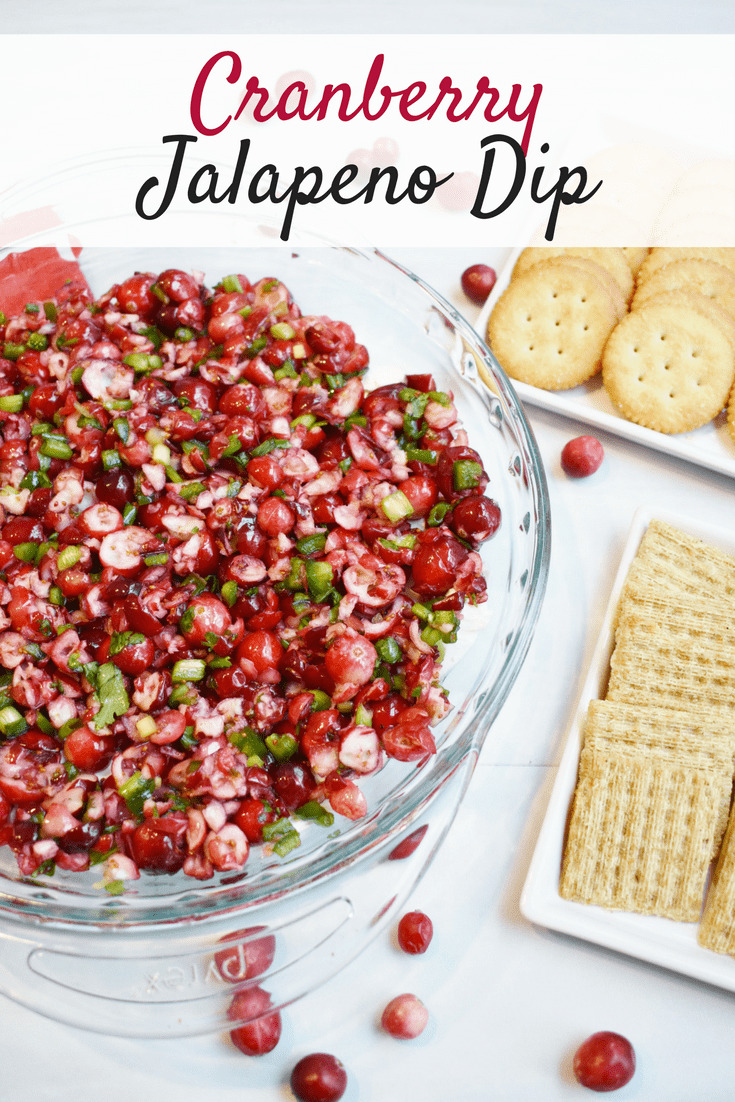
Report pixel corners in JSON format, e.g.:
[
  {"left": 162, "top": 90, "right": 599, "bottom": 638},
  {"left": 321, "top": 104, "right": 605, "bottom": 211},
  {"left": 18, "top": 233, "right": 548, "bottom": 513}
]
[
  {"left": 486, "top": 246, "right": 735, "bottom": 444},
  {"left": 559, "top": 520, "right": 735, "bottom": 931}
]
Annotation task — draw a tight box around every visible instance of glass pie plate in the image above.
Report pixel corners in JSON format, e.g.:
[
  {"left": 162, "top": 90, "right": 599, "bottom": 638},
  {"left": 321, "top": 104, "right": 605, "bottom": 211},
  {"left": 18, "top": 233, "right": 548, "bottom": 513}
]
[{"left": 0, "top": 244, "right": 550, "bottom": 1037}]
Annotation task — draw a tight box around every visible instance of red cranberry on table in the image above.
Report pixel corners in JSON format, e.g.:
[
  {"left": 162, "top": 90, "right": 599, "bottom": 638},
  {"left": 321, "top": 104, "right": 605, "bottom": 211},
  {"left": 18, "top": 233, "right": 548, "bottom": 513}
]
[
  {"left": 561, "top": 435, "right": 605, "bottom": 478},
  {"left": 397, "top": 910, "right": 433, "bottom": 954},
  {"left": 461, "top": 263, "right": 497, "bottom": 305},
  {"left": 290, "top": 1053, "right": 348, "bottom": 1102},
  {"left": 573, "top": 1031, "right": 636, "bottom": 1092},
  {"left": 381, "top": 993, "right": 429, "bottom": 1039}
]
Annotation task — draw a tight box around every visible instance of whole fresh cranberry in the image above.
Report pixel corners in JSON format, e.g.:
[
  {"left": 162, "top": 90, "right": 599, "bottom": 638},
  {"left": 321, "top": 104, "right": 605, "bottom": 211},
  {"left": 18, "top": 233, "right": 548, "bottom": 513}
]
[
  {"left": 381, "top": 993, "right": 429, "bottom": 1039},
  {"left": 397, "top": 910, "right": 433, "bottom": 954},
  {"left": 561, "top": 435, "right": 604, "bottom": 478},
  {"left": 290, "top": 1053, "right": 348, "bottom": 1102},
  {"left": 573, "top": 1031, "right": 636, "bottom": 1092},
  {"left": 461, "top": 263, "right": 497, "bottom": 304}
]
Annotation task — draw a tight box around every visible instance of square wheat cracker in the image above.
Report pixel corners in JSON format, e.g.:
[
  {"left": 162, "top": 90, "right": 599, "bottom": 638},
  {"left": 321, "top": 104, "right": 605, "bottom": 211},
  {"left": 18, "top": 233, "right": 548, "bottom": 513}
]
[
  {"left": 631, "top": 520, "right": 735, "bottom": 600},
  {"left": 560, "top": 750, "right": 724, "bottom": 921},
  {"left": 699, "top": 804, "right": 735, "bottom": 955},
  {"left": 607, "top": 589, "right": 735, "bottom": 718},
  {"left": 581, "top": 699, "right": 735, "bottom": 842}
]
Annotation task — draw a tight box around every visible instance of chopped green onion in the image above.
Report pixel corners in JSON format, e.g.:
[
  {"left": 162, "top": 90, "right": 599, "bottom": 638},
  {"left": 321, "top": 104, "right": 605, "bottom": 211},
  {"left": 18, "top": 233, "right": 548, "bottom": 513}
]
[
  {"left": 35, "top": 711, "right": 54, "bottom": 735},
  {"left": 309, "top": 690, "right": 332, "bottom": 712},
  {"left": 405, "top": 445, "right": 437, "bottom": 465},
  {"left": 20, "top": 469, "right": 52, "bottom": 491},
  {"left": 250, "top": 437, "right": 290, "bottom": 458},
  {"left": 270, "top": 322, "right": 295, "bottom": 342},
  {"left": 305, "top": 560, "right": 333, "bottom": 602},
  {"left": 168, "top": 684, "right": 198, "bottom": 708},
  {"left": 172, "top": 658, "right": 206, "bottom": 683},
  {"left": 113, "top": 417, "right": 130, "bottom": 443},
  {"left": 164, "top": 464, "right": 183, "bottom": 484},
  {"left": 294, "top": 800, "right": 334, "bottom": 827},
  {"left": 144, "top": 552, "right": 169, "bottom": 567},
  {"left": 265, "top": 732, "right": 298, "bottom": 761},
  {"left": 40, "top": 434, "right": 73, "bottom": 460},
  {"left": 427, "top": 502, "right": 451, "bottom": 527},
  {"left": 13, "top": 542, "right": 39, "bottom": 563},
  {"left": 123, "top": 352, "right": 162, "bottom": 373},
  {"left": 102, "top": 449, "right": 121, "bottom": 470},
  {"left": 452, "top": 460, "right": 483, "bottom": 491},
  {"left": 228, "top": 728, "right": 269, "bottom": 760},
  {"left": 2, "top": 342, "right": 24, "bottom": 361},
  {"left": 221, "top": 433, "right": 242, "bottom": 458},
  {"left": 295, "top": 532, "right": 327, "bottom": 557},
  {"left": 380, "top": 490, "right": 414, "bottom": 523},
  {"left": 178, "top": 481, "right": 206, "bottom": 502},
  {"left": 375, "top": 636, "right": 402, "bottom": 665},
  {"left": 222, "top": 274, "right": 244, "bottom": 294},
  {"left": 220, "top": 580, "right": 238, "bottom": 608},
  {"left": 58, "top": 716, "right": 82, "bottom": 740},
  {"left": 118, "top": 770, "right": 156, "bottom": 817},
  {"left": 273, "top": 829, "right": 301, "bottom": 857},
  {"left": 0, "top": 394, "right": 23, "bottom": 413},
  {"left": 57, "top": 545, "right": 82, "bottom": 571},
  {"left": 0, "top": 705, "right": 28, "bottom": 738}
]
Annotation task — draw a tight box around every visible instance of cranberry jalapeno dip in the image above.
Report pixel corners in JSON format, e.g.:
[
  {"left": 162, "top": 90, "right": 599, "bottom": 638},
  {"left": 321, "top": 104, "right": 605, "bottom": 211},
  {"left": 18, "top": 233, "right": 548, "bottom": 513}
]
[{"left": 0, "top": 266, "right": 501, "bottom": 888}]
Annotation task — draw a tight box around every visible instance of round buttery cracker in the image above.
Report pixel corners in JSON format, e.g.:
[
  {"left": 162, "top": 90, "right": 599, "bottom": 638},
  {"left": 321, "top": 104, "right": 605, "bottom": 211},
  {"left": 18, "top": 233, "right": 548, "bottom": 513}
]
[
  {"left": 602, "top": 302, "right": 735, "bottom": 433},
  {"left": 631, "top": 258, "right": 735, "bottom": 320},
  {"left": 630, "top": 289, "right": 735, "bottom": 355},
  {"left": 622, "top": 247, "right": 649, "bottom": 276},
  {"left": 487, "top": 259, "right": 620, "bottom": 390},
  {"left": 512, "top": 246, "right": 634, "bottom": 303},
  {"left": 525, "top": 256, "right": 627, "bottom": 321},
  {"left": 636, "top": 247, "right": 735, "bottom": 285}
]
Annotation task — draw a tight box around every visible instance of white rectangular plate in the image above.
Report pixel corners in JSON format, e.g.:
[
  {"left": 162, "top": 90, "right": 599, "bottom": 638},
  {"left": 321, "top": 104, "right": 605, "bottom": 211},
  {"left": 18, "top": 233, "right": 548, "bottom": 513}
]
[
  {"left": 520, "top": 507, "right": 735, "bottom": 993},
  {"left": 476, "top": 250, "right": 735, "bottom": 480}
]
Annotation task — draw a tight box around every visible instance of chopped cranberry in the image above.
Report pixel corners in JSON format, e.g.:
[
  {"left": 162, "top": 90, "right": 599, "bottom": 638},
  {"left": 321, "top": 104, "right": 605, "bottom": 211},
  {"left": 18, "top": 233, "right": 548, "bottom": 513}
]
[
  {"left": 411, "top": 531, "right": 468, "bottom": 598},
  {"left": 115, "top": 272, "right": 160, "bottom": 317},
  {"left": 273, "top": 761, "right": 315, "bottom": 810},
  {"left": 95, "top": 468, "right": 135, "bottom": 509},
  {"left": 131, "top": 819, "right": 186, "bottom": 874},
  {"left": 236, "top": 630, "right": 282, "bottom": 674},
  {"left": 62, "top": 727, "right": 115, "bottom": 772},
  {"left": 0, "top": 258, "right": 497, "bottom": 892}
]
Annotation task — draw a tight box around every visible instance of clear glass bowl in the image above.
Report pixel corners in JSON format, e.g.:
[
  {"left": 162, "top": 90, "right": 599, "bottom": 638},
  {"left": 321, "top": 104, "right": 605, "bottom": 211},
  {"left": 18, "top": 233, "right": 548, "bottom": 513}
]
[{"left": 0, "top": 245, "right": 550, "bottom": 1035}]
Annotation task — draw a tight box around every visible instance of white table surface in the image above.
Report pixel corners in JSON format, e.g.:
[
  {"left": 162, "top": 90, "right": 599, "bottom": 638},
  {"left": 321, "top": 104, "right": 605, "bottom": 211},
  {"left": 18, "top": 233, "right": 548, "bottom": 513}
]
[{"left": 3, "top": 245, "right": 735, "bottom": 1100}]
